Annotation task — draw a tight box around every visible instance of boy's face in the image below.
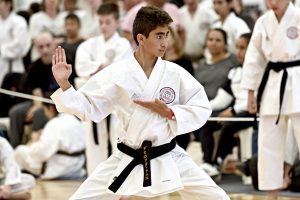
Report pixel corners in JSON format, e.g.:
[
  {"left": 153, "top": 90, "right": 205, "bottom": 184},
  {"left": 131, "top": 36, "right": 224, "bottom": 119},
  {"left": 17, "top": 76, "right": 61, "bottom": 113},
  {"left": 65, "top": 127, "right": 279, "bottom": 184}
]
[
  {"left": 140, "top": 26, "right": 169, "bottom": 58},
  {"left": 99, "top": 14, "right": 119, "bottom": 40},
  {"left": 65, "top": 18, "right": 80, "bottom": 38}
]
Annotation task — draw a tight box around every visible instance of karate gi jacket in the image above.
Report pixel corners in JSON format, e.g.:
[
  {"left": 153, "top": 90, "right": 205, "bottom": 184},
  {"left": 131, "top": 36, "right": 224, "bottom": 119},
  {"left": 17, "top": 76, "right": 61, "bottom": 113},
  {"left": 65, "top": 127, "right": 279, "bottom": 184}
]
[{"left": 51, "top": 55, "right": 212, "bottom": 195}]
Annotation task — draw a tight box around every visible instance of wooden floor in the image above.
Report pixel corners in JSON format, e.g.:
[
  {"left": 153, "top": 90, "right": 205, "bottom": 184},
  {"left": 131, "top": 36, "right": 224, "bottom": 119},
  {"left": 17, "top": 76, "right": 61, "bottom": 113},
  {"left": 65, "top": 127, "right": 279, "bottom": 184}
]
[
  {"left": 31, "top": 180, "right": 300, "bottom": 200},
  {"left": 30, "top": 142, "right": 300, "bottom": 200}
]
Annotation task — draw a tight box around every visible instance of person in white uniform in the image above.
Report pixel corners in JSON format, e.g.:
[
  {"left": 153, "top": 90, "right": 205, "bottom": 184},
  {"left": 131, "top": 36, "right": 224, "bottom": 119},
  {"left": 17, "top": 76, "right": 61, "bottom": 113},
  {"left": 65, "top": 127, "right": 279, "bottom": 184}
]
[
  {"left": 179, "top": 0, "right": 218, "bottom": 64},
  {"left": 74, "top": 3, "right": 132, "bottom": 175},
  {"left": 51, "top": 6, "right": 230, "bottom": 200},
  {"left": 14, "top": 97, "right": 86, "bottom": 180},
  {"left": 0, "top": 0, "right": 31, "bottom": 86},
  {"left": 212, "top": 0, "right": 250, "bottom": 53},
  {"left": 241, "top": 0, "right": 300, "bottom": 199},
  {"left": 0, "top": 137, "right": 35, "bottom": 200}
]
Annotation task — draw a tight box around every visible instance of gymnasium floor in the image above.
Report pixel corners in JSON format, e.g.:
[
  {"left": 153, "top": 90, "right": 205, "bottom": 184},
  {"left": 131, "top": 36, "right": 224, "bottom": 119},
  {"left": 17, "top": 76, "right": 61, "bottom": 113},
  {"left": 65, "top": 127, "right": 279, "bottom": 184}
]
[
  {"left": 30, "top": 142, "right": 300, "bottom": 200},
  {"left": 31, "top": 180, "right": 300, "bottom": 200}
]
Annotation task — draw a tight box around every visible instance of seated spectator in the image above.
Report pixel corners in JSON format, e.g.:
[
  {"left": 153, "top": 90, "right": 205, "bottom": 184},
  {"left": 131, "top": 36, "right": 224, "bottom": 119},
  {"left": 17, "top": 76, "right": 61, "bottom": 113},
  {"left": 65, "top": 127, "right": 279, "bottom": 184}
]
[
  {"left": 0, "top": 136, "right": 35, "bottom": 200},
  {"left": 179, "top": 0, "right": 218, "bottom": 65},
  {"left": 8, "top": 32, "right": 58, "bottom": 148},
  {"left": 14, "top": 95, "right": 86, "bottom": 180},
  {"left": 200, "top": 33, "right": 254, "bottom": 178},
  {"left": 194, "top": 28, "right": 238, "bottom": 101}
]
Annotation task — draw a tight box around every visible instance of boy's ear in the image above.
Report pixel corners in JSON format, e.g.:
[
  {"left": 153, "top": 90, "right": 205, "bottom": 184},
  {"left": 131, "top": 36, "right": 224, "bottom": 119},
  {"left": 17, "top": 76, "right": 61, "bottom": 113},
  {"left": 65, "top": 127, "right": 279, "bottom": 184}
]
[{"left": 137, "top": 33, "right": 145, "bottom": 45}]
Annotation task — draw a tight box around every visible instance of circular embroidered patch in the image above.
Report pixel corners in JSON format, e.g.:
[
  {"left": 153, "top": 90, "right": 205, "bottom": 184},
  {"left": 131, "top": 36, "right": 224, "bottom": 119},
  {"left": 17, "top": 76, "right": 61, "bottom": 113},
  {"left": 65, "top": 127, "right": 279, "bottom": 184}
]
[
  {"left": 287, "top": 26, "right": 298, "bottom": 40},
  {"left": 105, "top": 49, "right": 116, "bottom": 61},
  {"left": 159, "top": 87, "right": 175, "bottom": 104}
]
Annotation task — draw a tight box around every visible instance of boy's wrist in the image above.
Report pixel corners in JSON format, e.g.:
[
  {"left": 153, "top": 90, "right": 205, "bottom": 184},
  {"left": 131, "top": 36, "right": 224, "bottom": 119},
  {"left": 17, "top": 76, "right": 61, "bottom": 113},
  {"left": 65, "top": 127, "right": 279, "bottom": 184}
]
[
  {"left": 167, "top": 109, "right": 175, "bottom": 120},
  {"left": 59, "top": 81, "right": 72, "bottom": 91}
]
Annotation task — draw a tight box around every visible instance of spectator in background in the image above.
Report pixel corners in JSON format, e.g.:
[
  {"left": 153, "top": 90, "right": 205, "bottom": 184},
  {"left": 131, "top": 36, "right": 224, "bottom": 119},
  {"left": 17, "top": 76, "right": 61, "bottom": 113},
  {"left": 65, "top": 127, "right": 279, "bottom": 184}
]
[
  {"left": 29, "top": 0, "right": 65, "bottom": 61},
  {"left": 80, "top": 0, "right": 102, "bottom": 39},
  {"left": 194, "top": 28, "right": 238, "bottom": 169},
  {"left": 212, "top": 0, "right": 250, "bottom": 53},
  {"left": 8, "top": 32, "right": 58, "bottom": 148},
  {"left": 0, "top": 0, "right": 31, "bottom": 86},
  {"left": 179, "top": 0, "right": 218, "bottom": 67},
  {"left": 60, "top": 13, "right": 84, "bottom": 85},
  {"left": 194, "top": 28, "right": 238, "bottom": 101},
  {"left": 75, "top": 2, "right": 131, "bottom": 175},
  {"left": 199, "top": 33, "right": 255, "bottom": 177},
  {"left": 232, "top": 0, "right": 255, "bottom": 31},
  {"left": 0, "top": 136, "right": 35, "bottom": 200},
  {"left": 15, "top": 96, "right": 86, "bottom": 180},
  {"left": 122, "top": 0, "right": 184, "bottom": 48}
]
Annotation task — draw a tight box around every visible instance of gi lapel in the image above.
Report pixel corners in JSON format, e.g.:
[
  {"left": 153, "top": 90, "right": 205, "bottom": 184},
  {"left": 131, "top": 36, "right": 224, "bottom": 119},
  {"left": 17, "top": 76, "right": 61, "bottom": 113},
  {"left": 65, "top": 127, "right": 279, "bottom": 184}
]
[
  {"left": 126, "top": 58, "right": 166, "bottom": 141},
  {"left": 271, "top": 3, "right": 298, "bottom": 59}
]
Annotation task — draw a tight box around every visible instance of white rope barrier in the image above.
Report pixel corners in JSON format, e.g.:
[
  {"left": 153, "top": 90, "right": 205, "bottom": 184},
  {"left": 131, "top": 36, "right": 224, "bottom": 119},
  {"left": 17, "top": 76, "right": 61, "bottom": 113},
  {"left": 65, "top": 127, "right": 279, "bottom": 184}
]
[
  {"left": 208, "top": 117, "right": 259, "bottom": 122},
  {"left": 0, "top": 88, "right": 259, "bottom": 122},
  {"left": 0, "top": 88, "right": 54, "bottom": 104}
]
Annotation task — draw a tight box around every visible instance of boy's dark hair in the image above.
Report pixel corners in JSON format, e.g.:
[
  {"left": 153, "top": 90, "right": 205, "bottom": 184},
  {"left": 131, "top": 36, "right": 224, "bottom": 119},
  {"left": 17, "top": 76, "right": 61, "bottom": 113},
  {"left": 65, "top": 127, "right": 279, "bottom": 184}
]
[
  {"left": 65, "top": 13, "right": 81, "bottom": 26},
  {"left": 97, "top": 2, "right": 119, "bottom": 20},
  {"left": 132, "top": 6, "right": 173, "bottom": 46}
]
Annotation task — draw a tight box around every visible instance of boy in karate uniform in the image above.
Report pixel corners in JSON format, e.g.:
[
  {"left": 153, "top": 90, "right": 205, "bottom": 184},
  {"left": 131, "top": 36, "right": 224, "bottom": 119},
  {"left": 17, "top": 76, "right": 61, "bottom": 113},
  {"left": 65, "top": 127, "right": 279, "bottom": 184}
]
[{"left": 51, "top": 6, "right": 229, "bottom": 200}]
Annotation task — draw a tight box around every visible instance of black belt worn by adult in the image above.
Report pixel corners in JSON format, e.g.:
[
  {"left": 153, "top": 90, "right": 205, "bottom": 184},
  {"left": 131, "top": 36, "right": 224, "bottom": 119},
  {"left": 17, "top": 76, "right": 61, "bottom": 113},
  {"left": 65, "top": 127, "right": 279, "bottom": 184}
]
[
  {"left": 257, "top": 60, "right": 300, "bottom": 124},
  {"left": 108, "top": 138, "right": 176, "bottom": 193}
]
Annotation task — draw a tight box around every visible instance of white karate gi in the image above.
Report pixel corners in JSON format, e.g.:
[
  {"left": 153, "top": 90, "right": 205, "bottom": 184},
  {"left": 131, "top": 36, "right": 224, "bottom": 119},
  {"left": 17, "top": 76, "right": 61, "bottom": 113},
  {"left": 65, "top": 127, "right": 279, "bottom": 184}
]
[
  {"left": 14, "top": 114, "right": 86, "bottom": 179},
  {"left": 51, "top": 55, "right": 230, "bottom": 200},
  {"left": 213, "top": 12, "right": 250, "bottom": 53},
  {"left": 241, "top": 3, "right": 300, "bottom": 190},
  {"left": 0, "top": 12, "right": 31, "bottom": 86},
  {"left": 179, "top": 3, "right": 218, "bottom": 60},
  {"left": 0, "top": 137, "right": 35, "bottom": 193},
  {"left": 75, "top": 32, "right": 132, "bottom": 175}
]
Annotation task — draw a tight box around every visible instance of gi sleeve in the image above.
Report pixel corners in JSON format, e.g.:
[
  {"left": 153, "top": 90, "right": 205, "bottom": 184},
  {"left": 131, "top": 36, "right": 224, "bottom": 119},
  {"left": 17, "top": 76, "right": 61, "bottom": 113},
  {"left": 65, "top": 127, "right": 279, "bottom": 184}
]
[
  {"left": 241, "top": 18, "right": 268, "bottom": 91},
  {"left": 168, "top": 70, "right": 212, "bottom": 135},
  {"left": 51, "top": 68, "right": 119, "bottom": 122}
]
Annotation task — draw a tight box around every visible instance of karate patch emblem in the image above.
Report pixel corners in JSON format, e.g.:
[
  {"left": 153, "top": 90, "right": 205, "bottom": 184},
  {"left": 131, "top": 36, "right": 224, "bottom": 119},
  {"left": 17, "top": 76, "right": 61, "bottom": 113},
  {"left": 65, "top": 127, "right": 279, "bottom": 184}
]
[
  {"left": 287, "top": 26, "right": 298, "bottom": 40},
  {"left": 105, "top": 49, "right": 116, "bottom": 61},
  {"left": 159, "top": 87, "right": 175, "bottom": 104}
]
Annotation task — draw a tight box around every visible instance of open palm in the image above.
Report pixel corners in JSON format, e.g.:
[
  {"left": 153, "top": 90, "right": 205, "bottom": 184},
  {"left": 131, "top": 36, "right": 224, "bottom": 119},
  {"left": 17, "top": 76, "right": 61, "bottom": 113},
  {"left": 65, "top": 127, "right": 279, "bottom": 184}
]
[{"left": 52, "top": 46, "right": 72, "bottom": 86}]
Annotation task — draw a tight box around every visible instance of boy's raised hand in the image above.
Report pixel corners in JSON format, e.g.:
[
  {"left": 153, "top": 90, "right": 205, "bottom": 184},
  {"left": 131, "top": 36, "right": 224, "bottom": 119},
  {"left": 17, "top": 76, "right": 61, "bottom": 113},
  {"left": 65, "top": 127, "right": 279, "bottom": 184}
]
[{"left": 52, "top": 46, "right": 72, "bottom": 91}]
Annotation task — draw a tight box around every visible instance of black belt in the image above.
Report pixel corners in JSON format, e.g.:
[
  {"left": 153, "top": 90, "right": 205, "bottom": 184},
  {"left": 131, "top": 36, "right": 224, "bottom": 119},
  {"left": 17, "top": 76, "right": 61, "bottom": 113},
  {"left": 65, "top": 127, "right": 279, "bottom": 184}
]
[
  {"left": 257, "top": 60, "right": 300, "bottom": 124},
  {"left": 41, "top": 149, "right": 85, "bottom": 175},
  {"left": 108, "top": 139, "right": 176, "bottom": 193}
]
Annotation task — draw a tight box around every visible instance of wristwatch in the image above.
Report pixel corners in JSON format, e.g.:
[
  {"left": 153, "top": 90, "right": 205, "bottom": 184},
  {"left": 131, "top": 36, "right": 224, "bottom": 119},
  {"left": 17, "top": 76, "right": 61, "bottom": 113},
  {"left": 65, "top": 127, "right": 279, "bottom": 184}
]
[{"left": 167, "top": 109, "right": 175, "bottom": 120}]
